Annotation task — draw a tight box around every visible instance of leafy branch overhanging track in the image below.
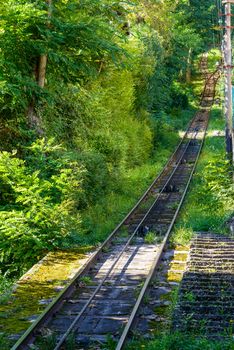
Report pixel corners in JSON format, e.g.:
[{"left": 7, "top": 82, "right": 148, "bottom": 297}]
[{"left": 11, "top": 62, "right": 220, "bottom": 350}]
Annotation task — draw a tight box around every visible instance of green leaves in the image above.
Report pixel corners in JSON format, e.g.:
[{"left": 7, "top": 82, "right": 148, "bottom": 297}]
[
  {"left": 201, "top": 158, "right": 234, "bottom": 210},
  {"left": 0, "top": 0, "right": 222, "bottom": 279},
  {"left": 0, "top": 140, "right": 84, "bottom": 275},
  {"left": 0, "top": 0, "right": 127, "bottom": 120}
]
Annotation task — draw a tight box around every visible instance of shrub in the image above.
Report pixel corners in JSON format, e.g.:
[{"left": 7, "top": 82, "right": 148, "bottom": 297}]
[
  {"left": 201, "top": 158, "right": 234, "bottom": 211},
  {"left": 0, "top": 139, "right": 84, "bottom": 275}
]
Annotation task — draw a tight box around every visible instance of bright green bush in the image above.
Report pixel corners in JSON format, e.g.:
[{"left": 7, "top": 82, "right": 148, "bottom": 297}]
[
  {"left": 0, "top": 139, "right": 84, "bottom": 275},
  {"left": 201, "top": 158, "right": 234, "bottom": 211},
  {"left": 0, "top": 0, "right": 219, "bottom": 281},
  {"left": 42, "top": 68, "right": 154, "bottom": 170}
]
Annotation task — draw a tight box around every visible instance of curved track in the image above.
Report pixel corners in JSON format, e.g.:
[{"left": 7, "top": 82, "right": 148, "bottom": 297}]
[{"left": 11, "top": 62, "right": 220, "bottom": 350}]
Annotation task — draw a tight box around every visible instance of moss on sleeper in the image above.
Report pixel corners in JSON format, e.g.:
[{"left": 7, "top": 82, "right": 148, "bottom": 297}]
[
  {"left": 173, "top": 253, "right": 188, "bottom": 262},
  {"left": 0, "top": 248, "right": 92, "bottom": 336},
  {"left": 147, "top": 245, "right": 189, "bottom": 338},
  {"left": 170, "top": 262, "right": 187, "bottom": 271},
  {"left": 166, "top": 246, "right": 189, "bottom": 283},
  {"left": 173, "top": 245, "right": 190, "bottom": 252}
]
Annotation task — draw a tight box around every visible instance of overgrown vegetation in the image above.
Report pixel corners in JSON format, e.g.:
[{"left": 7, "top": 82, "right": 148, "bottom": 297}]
[
  {"left": 0, "top": 1, "right": 231, "bottom": 349},
  {"left": 127, "top": 57, "right": 234, "bottom": 349},
  {"left": 0, "top": 140, "right": 83, "bottom": 276},
  {"left": 0, "top": 1, "right": 220, "bottom": 285},
  {"left": 127, "top": 332, "right": 234, "bottom": 350},
  {"left": 171, "top": 105, "right": 234, "bottom": 246}
]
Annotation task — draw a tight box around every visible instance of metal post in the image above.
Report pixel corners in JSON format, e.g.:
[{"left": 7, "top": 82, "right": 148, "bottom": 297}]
[{"left": 223, "top": 1, "right": 233, "bottom": 161}]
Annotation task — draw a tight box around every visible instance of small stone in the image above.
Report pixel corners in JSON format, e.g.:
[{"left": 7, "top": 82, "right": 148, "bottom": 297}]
[
  {"left": 68, "top": 299, "right": 80, "bottom": 304},
  {"left": 26, "top": 315, "right": 38, "bottom": 322},
  {"left": 144, "top": 314, "right": 158, "bottom": 320},
  {"left": 156, "top": 286, "right": 172, "bottom": 294},
  {"left": 154, "top": 300, "right": 171, "bottom": 307},
  {"left": 168, "top": 281, "right": 180, "bottom": 286},
  {"left": 163, "top": 251, "right": 175, "bottom": 259},
  {"left": 8, "top": 333, "right": 23, "bottom": 341},
  {"left": 39, "top": 327, "right": 54, "bottom": 337},
  {"left": 54, "top": 286, "right": 64, "bottom": 292},
  {"left": 28, "top": 345, "right": 39, "bottom": 350},
  {"left": 39, "top": 298, "right": 53, "bottom": 305}
]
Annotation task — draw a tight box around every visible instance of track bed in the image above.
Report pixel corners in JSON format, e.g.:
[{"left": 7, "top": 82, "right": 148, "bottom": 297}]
[{"left": 12, "top": 61, "right": 220, "bottom": 350}]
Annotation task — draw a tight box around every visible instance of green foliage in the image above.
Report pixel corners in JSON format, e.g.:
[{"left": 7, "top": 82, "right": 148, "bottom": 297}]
[
  {"left": 144, "top": 231, "right": 157, "bottom": 244},
  {"left": 127, "top": 332, "right": 234, "bottom": 350},
  {"left": 0, "top": 0, "right": 219, "bottom": 280},
  {"left": 171, "top": 227, "right": 193, "bottom": 246},
  {"left": 0, "top": 0, "right": 127, "bottom": 119},
  {"left": 42, "top": 66, "right": 154, "bottom": 169},
  {"left": 175, "top": 0, "right": 219, "bottom": 49},
  {"left": 0, "top": 139, "right": 84, "bottom": 275},
  {"left": 207, "top": 49, "right": 222, "bottom": 72},
  {"left": 0, "top": 334, "right": 12, "bottom": 350},
  {"left": 201, "top": 158, "right": 234, "bottom": 211},
  {"left": 172, "top": 106, "right": 233, "bottom": 245},
  {"left": 0, "top": 276, "right": 14, "bottom": 305}
]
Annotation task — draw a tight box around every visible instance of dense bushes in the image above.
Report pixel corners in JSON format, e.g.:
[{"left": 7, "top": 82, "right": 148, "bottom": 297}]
[
  {"left": 0, "top": 0, "right": 219, "bottom": 278},
  {"left": 42, "top": 69, "right": 153, "bottom": 169},
  {"left": 202, "top": 158, "right": 234, "bottom": 210},
  {"left": 0, "top": 140, "right": 84, "bottom": 275}
]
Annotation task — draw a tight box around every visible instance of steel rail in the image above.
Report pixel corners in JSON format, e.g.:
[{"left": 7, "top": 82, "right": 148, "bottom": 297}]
[
  {"left": 116, "top": 112, "right": 210, "bottom": 350},
  {"left": 12, "top": 123, "right": 199, "bottom": 350},
  {"left": 11, "top": 87, "right": 202, "bottom": 350},
  {"left": 11, "top": 61, "right": 218, "bottom": 350},
  {"left": 52, "top": 127, "right": 199, "bottom": 349},
  {"left": 116, "top": 76, "right": 219, "bottom": 350},
  {"left": 11, "top": 126, "right": 197, "bottom": 350},
  {"left": 200, "top": 67, "right": 221, "bottom": 103},
  {"left": 56, "top": 117, "right": 207, "bottom": 349}
]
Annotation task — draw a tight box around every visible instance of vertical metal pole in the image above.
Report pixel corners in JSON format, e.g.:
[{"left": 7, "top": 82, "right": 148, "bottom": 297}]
[{"left": 224, "top": 1, "right": 233, "bottom": 160}]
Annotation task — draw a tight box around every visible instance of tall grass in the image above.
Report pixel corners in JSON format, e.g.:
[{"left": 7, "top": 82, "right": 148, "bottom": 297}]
[
  {"left": 127, "top": 332, "right": 234, "bottom": 350},
  {"left": 171, "top": 106, "right": 232, "bottom": 245}
]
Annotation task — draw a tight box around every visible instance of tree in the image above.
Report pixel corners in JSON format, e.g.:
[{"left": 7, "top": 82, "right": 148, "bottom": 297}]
[{"left": 0, "top": 0, "right": 127, "bottom": 133}]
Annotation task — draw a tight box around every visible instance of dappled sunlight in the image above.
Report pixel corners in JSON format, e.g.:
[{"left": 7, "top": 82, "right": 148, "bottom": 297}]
[
  {"left": 167, "top": 245, "right": 190, "bottom": 283},
  {"left": 206, "top": 130, "right": 225, "bottom": 137}
]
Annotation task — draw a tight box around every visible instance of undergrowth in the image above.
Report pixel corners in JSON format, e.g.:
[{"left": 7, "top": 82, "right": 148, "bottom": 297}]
[
  {"left": 0, "top": 139, "right": 83, "bottom": 277},
  {"left": 0, "top": 276, "right": 14, "bottom": 305},
  {"left": 127, "top": 332, "right": 234, "bottom": 350},
  {"left": 75, "top": 105, "right": 196, "bottom": 247},
  {"left": 171, "top": 105, "right": 234, "bottom": 245},
  {"left": 0, "top": 103, "right": 196, "bottom": 296}
]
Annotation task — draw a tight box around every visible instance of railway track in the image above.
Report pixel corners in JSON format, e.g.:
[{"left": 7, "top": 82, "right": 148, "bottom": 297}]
[
  {"left": 173, "top": 233, "right": 234, "bottom": 339},
  {"left": 11, "top": 62, "right": 220, "bottom": 350}
]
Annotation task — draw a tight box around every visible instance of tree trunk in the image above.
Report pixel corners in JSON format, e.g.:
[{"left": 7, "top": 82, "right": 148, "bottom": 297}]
[
  {"left": 27, "top": 0, "right": 52, "bottom": 134},
  {"left": 38, "top": 55, "right": 48, "bottom": 88},
  {"left": 37, "top": 0, "right": 52, "bottom": 88},
  {"left": 186, "top": 48, "right": 192, "bottom": 84}
]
